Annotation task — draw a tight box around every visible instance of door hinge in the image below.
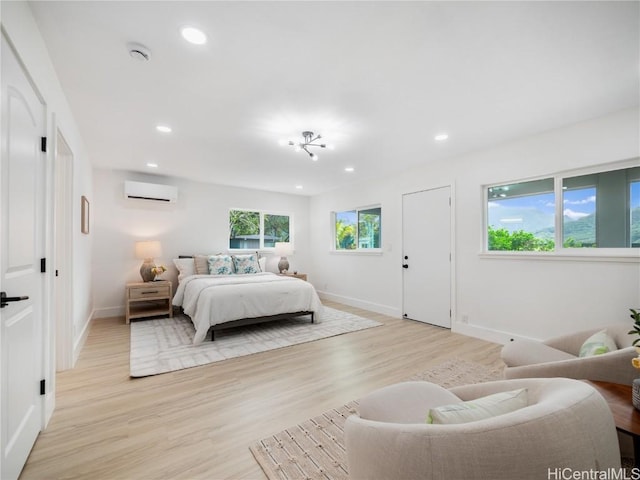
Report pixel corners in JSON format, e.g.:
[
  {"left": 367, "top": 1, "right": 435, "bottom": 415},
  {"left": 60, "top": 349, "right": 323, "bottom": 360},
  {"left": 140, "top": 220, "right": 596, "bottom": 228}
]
[
  {"left": 449, "top": 197, "right": 451, "bottom": 206},
  {"left": 40, "top": 379, "right": 45, "bottom": 395},
  {"left": 41, "top": 258, "right": 46, "bottom": 273},
  {"left": 41, "top": 137, "right": 47, "bottom": 153},
  {"left": 450, "top": 309, "right": 452, "bottom": 317},
  {"left": 55, "top": 269, "right": 59, "bottom": 277}
]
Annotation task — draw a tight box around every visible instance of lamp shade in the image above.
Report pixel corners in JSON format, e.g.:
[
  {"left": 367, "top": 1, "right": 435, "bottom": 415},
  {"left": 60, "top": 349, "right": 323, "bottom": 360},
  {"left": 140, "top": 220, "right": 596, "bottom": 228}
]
[
  {"left": 135, "top": 240, "right": 162, "bottom": 260},
  {"left": 274, "top": 242, "right": 293, "bottom": 257}
]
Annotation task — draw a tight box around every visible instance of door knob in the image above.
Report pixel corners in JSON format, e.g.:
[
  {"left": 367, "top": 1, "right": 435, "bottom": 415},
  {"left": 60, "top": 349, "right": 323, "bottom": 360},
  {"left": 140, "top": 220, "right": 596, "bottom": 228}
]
[
  {"left": 0, "top": 291, "right": 29, "bottom": 308},
  {"left": 402, "top": 264, "right": 409, "bottom": 269}
]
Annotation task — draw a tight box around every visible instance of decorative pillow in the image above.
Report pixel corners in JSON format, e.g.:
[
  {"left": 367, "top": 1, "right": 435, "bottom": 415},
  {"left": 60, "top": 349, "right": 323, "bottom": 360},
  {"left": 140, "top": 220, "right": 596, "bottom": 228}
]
[
  {"left": 193, "top": 254, "right": 210, "bottom": 275},
  {"left": 173, "top": 258, "right": 195, "bottom": 282},
  {"left": 208, "top": 255, "right": 234, "bottom": 275},
  {"left": 427, "top": 388, "right": 528, "bottom": 425},
  {"left": 232, "top": 253, "right": 261, "bottom": 274},
  {"left": 579, "top": 330, "right": 617, "bottom": 357}
]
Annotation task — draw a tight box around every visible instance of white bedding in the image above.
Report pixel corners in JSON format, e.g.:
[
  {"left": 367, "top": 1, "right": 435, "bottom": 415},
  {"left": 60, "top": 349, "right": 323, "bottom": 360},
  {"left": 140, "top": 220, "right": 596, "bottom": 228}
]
[{"left": 173, "top": 272, "right": 324, "bottom": 344}]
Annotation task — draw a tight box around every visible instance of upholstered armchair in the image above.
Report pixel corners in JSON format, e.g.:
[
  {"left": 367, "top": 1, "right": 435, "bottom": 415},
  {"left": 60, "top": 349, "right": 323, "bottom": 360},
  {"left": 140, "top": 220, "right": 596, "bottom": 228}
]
[
  {"left": 344, "top": 378, "right": 620, "bottom": 480},
  {"left": 501, "top": 324, "right": 636, "bottom": 385}
]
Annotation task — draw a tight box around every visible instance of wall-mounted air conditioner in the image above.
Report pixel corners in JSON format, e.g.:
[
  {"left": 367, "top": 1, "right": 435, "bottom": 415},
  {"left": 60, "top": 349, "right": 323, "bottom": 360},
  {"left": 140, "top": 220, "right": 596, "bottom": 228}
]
[{"left": 124, "top": 181, "right": 178, "bottom": 203}]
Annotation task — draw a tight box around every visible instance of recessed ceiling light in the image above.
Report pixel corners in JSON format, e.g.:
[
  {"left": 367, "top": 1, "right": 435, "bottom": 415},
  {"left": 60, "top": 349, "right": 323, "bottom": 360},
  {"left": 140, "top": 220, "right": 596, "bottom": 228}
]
[
  {"left": 295, "top": 185, "right": 303, "bottom": 190},
  {"left": 156, "top": 125, "right": 172, "bottom": 133},
  {"left": 345, "top": 167, "right": 355, "bottom": 172},
  {"left": 434, "top": 133, "right": 449, "bottom": 141},
  {"left": 146, "top": 162, "right": 158, "bottom": 168},
  {"left": 181, "top": 26, "right": 207, "bottom": 45}
]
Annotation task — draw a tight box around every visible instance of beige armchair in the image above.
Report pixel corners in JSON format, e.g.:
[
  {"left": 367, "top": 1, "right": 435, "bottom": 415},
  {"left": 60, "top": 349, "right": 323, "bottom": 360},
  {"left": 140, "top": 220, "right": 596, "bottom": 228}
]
[
  {"left": 344, "top": 378, "right": 620, "bottom": 480},
  {"left": 502, "top": 324, "right": 637, "bottom": 385}
]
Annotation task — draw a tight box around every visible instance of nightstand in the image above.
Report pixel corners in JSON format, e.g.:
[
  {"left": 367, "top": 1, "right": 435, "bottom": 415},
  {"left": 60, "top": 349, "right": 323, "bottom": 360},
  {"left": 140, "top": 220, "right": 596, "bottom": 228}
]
[
  {"left": 125, "top": 280, "right": 173, "bottom": 324},
  {"left": 278, "top": 272, "right": 307, "bottom": 281}
]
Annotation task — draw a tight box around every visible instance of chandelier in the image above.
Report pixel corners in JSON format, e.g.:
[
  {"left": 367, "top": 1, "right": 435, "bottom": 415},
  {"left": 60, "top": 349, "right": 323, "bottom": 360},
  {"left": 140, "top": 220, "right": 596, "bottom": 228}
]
[{"left": 283, "top": 131, "right": 330, "bottom": 161}]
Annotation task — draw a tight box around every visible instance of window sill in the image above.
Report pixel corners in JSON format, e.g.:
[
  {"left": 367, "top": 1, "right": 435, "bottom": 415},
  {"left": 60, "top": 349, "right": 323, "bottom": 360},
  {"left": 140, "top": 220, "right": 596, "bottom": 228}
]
[
  {"left": 330, "top": 249, "right": 383, "bottom": 256},
  {"left": 479, "top": 250, "right": 640, "bottom": 263}
]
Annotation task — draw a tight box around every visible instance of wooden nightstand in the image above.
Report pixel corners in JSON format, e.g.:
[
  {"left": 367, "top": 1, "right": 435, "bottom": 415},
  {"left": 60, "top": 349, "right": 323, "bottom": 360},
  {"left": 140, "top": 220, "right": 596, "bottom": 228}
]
[
  {"left": 278, "top": 273, "right": 307, "bottom": 281},
  {"left": 125, "top": 280, "right": 173, "bottom": 324}
]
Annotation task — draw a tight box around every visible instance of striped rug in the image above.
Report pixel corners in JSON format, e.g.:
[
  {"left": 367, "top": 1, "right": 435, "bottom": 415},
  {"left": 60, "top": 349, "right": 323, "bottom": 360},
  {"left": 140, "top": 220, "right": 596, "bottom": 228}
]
[{"left": 129, "top": 307, "right": 382, "bottom": 377}]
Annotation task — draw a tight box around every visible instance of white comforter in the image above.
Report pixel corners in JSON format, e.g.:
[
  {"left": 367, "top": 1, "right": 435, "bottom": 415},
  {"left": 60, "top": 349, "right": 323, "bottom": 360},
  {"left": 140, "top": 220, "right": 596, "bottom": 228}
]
[{"left": 173, "top": 272, "right": 324, "bottom": 344}]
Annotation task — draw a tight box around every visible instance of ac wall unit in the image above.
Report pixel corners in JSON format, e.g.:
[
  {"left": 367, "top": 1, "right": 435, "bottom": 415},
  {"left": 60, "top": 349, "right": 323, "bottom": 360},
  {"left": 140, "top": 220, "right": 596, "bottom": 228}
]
[{"left": 124, "top": 181, "right": 178, "bottom": 203}]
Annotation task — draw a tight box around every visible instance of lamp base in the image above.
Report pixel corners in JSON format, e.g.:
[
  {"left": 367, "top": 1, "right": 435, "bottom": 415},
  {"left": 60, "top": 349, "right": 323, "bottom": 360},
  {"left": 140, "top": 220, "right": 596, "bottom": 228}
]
[
  {"left": 140, "top": 260, "right": 156, "bottom": 282},
  {"left": 278, "top": 257, "right": 289, "bottom": 274}
]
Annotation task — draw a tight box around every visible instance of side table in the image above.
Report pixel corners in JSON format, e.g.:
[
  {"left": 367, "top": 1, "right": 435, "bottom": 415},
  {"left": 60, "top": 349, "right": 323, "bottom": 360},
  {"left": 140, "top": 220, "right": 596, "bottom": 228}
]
[
  {"left": 125, "top": 280, "right": 173, "bottom": 324},
  {"left": 586, "top": 380, "right": 640, "bottom": 467},
  {"left": 278, "top": 272, "right": 307, "bottom": 281}
]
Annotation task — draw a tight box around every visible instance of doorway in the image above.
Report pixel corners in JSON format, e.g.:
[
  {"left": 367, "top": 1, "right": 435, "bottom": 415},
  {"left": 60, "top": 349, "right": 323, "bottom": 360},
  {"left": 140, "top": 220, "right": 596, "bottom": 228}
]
[
  {"left": 402, "top": 186, "right": 452, "bottom": 328},
  {"left": 55, "top": 130, "right": 74, "bottom": 371}
]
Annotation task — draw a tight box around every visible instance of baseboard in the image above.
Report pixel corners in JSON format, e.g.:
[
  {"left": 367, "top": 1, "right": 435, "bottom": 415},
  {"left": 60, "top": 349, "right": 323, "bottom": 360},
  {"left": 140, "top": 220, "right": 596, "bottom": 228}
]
[
  {"left": 452, "top": 321, "right": 541, "bottom": 345},
  {"left": 73, "top": 310, "right": 93, "bottom": 366},
  {"left": 44, "top": 391, "right": 55, "bottom": 428},
  {"left": 317, "top": 291, "right": 401, "bottom": 318},
  {"left": 92, "top": 305, "right": 125, "bottom": 319}
]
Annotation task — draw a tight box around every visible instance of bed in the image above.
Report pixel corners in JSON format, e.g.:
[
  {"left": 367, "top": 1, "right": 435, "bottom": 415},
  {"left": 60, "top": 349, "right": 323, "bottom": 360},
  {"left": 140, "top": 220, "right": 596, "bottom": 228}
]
[{"left": 173, "top": 271, "right": 324, "bottom": 344}]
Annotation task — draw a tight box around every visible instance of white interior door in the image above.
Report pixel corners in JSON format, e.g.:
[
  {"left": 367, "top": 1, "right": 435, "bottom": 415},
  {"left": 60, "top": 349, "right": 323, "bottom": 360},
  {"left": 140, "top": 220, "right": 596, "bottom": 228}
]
[
  {"left": 1, "top": 33, "right": 46, "bottom": 480},
  {"left": 402, "top": 186, "right": 451, "bottom": 328}
]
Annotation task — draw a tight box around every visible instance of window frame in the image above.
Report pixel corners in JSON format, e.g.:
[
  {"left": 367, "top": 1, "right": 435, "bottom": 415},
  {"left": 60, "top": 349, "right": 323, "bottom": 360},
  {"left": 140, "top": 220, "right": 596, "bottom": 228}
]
[
  {"left": 482, "top": 158, "right": 640, "bottom": 261},
  {"left": 331, "top": 204, "right": 383, "bottom": 254},
  {"left": 228, "top": 208, "right": 293, "bottom": 252}
]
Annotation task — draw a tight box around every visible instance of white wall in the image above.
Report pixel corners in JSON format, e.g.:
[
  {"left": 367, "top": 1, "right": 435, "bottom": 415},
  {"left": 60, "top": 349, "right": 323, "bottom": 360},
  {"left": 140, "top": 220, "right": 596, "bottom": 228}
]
[
  {"left": 91, "top": 169, "right": 310, "bottom": 317},
  {"left": 309, "top": 108, "right": 640, "bottom": 343},
  {"left": 1, "top": 2, "right": 94, "bottom": 418}
]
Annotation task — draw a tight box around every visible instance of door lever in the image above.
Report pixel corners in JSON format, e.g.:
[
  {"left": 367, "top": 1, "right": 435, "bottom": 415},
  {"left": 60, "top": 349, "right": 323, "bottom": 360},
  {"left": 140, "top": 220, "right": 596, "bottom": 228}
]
[
  {"left": 402, "top": 264, "right": 409, "bottom": 269},
  {"left": 0, "top": 291, "right": 29, "bottom": 308}
]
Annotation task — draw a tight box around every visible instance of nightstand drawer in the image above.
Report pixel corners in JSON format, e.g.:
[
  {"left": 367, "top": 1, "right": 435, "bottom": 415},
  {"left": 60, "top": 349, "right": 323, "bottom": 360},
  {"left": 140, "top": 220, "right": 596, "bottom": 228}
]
[{"left": 129, "top": 285, "right": 170, "bottom": 299}]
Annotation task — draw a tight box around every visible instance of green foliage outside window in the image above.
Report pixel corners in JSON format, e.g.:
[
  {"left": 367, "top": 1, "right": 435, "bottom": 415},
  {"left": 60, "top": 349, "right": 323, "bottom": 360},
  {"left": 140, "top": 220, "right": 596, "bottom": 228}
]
[
  {"left": 229, "top": 209, "right": 291, "bottom": 249},
  {"left": 229, "top": 210, "right": 259, "bottom": 238},
  {"left": 488, "top": 226, "right": 554, "bottom": 251}
]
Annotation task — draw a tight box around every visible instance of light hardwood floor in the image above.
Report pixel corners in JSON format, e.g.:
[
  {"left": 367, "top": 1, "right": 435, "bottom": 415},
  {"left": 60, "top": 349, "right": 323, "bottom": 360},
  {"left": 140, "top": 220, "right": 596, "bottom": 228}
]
[{"left": 20, "top": 302, "right": 503, "bottom": 480}]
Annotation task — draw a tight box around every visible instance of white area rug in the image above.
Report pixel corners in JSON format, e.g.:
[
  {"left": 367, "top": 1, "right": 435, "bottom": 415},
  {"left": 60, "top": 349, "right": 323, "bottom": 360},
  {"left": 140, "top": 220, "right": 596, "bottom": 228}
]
[{"left": 130, "top": 307, "right": 383, "bottom": 377}]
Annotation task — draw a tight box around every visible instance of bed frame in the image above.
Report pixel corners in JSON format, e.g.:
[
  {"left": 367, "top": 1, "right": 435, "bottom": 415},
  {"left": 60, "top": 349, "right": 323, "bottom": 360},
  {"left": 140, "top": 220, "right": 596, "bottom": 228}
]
[{"left": 207, "top": 311, "right": 314, "bottom": 341}]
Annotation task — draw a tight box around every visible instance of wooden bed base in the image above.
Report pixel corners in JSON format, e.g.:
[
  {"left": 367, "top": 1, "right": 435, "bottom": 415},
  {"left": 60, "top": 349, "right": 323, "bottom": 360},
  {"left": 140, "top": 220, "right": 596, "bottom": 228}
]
[{"left": 207, "top": 311, "right": 314, "bottom": 341}]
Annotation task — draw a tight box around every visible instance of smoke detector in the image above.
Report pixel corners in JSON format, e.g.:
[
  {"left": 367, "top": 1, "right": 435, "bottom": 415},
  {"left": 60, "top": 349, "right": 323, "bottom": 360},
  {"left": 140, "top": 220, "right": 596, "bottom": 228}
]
[{"left": 127, "top": 42, "right": 151, "bottom": 62}]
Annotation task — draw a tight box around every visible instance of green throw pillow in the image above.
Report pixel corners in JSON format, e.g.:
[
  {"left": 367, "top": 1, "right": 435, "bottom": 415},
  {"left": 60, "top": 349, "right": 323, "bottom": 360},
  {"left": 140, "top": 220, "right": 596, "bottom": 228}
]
[
  {"left": 578, "top": 330, "right": 617, "bottom": 357},
  {"left": 426, "top": 388, "right": 528, "bottom": 425}
]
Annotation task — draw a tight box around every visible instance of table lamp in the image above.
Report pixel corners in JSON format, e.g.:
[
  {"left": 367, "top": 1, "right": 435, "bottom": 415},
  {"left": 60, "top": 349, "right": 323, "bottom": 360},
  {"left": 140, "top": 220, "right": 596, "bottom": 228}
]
[
  {"left": 135, "top": 240, "right": 162, "bottom": 282},
  {"left": 274, "top": 242, "right": 294, "bottom": 273}
]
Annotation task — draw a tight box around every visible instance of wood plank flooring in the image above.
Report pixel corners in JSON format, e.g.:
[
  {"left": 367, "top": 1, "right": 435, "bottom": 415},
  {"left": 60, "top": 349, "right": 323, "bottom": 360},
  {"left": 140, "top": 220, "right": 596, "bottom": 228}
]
[{"left": 19, "top": 301, "right": 503, "bottom": 480}]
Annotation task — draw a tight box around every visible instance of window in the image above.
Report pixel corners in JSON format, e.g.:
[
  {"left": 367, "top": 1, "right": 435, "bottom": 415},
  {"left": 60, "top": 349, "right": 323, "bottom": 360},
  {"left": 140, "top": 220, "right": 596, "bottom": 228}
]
[
  {"left": 334, "top": 206, "right": 382, "bottom": 251},
  {"left": 562, "top": 167, "right": 640, "bottom": 248},
  {"left": 229, "top": 209, "right": 290, "bottom": 250},
  {"left": 485, "top": 164, "right": 640, "bottom": 252},
  {"left": 632, "top": 181, "right": 640, "bottom": 247},
  {"left": 487, "top": 179, "right": 555, "bottom": 251}
]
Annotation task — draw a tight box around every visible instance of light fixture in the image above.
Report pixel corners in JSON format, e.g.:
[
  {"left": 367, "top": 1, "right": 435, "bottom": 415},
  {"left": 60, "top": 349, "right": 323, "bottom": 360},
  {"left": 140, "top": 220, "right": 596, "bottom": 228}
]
[
  {"left": 135, "top": 240, "right": 162, "bottom": 282},
  {"left": 274, "top": 242, "right": 294, "bottom": 274},
  {"left": 434, "top": 133, "right": 449, "bottom": 141},
  {"left": 295, "top": 185, "right": 303, "bottom": 190},
  {"left": 146, "top": 162, "right": 158, "bottom": 168},
  {"left": 345, "top": 167, "right": 354, "bottom": 172},
  {"left": 181, "top": 26, "right": 207, "bottom": 45},
  {"left": 156, "top": 125, "right": 172, "bottom": 133},
  {"left": 127, "top": 42, "right": 151, "bottom": 62},
  {"left": 284, "top": 131, "right": 329, "bottom": 161}
]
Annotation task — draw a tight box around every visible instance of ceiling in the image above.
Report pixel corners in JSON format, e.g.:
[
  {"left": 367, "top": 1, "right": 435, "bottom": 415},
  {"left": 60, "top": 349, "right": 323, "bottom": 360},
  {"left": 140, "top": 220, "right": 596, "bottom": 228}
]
[{"left": 29, "top": 1, "right": 639, "bottom": 196}]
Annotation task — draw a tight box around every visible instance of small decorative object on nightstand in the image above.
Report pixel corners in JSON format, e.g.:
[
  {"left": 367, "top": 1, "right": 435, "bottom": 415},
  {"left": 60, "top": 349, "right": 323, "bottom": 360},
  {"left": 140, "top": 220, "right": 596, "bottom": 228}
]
[
  {"left": 135, "top": 240, "right": 162, "bottom": 282},
  {"left": 125, "top": 280, "right": 173, "bottom": 324}
]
